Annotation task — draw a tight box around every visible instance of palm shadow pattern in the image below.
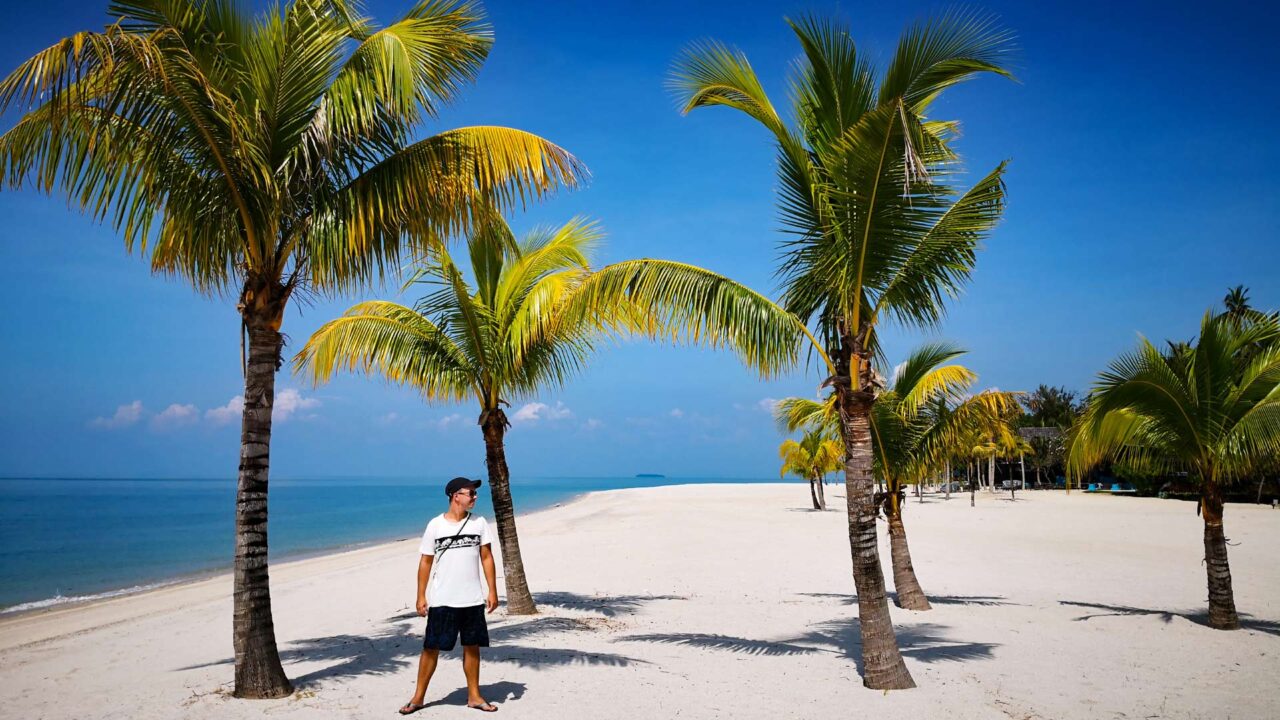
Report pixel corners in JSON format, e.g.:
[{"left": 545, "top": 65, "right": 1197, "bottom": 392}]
[
  {"left": 621, "top": 617, "right": 997, "bottom": 674},
  {"left": 799, "top": 591, "right": 1016, "bottom": 607},
  {"left": 174, "top": 592, "right": 670, "bottom": 688},
  {"left": 532, "top": 591, "right": 687, "bottom": 618},
  {"left": 1059, "top": 600, "right": 1280, "bottom": 636}
]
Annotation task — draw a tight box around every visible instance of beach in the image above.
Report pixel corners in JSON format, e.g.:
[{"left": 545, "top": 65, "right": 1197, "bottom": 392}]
[{"left": 1, "top": 484, "right": 1276, "bottom": 719}]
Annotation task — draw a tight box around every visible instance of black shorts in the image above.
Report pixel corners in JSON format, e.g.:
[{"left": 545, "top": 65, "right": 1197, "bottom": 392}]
[{"left": 423, "top": 605, "right": 489, "bottom": 651}]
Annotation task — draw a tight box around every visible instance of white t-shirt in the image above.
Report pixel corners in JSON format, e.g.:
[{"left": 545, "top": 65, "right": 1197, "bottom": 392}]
[{"left": 418, "top": 513, "right": 496, "bottom": 608}]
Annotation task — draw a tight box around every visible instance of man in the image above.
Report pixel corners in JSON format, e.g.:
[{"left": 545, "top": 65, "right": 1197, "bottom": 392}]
[{"left": 399, "top": 477, "right": 501, "bottom": 715}]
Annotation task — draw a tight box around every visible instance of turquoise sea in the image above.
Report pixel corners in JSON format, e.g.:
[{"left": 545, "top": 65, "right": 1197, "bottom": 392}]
[{"left": 0, "top": 476, "right": 774, "bottom": 612}]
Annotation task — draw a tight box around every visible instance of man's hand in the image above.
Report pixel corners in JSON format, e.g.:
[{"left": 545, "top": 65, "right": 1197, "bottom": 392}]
[
  {"left": 486, "top": 590, "right": 499, "bottom": 614},
  {"left": 416, "top": 597, "right": 428, "bottom": 617}
]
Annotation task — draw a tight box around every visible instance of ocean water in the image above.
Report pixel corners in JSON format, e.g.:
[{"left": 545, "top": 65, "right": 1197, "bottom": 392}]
[{"left": 0, "top": 475, "right": 774, "bottom": 612}]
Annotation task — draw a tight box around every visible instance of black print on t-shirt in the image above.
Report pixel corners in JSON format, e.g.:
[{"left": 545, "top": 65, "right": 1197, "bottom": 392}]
[{"left": 435, "top": 534, "right": 481, "bottom": 553}]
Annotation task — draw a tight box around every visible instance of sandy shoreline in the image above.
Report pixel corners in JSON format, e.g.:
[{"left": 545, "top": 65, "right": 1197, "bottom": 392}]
[{"left": 2, "top": 483, "right": 1277, "bottom": 719}]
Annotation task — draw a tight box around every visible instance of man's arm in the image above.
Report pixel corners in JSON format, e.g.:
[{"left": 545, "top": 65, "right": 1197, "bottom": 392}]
[
  {"left": 479, "top": 546, "right": 499, "bottom": 613},
  {"left": 416, "top": 554, "right": 433, "bottom": 616}
]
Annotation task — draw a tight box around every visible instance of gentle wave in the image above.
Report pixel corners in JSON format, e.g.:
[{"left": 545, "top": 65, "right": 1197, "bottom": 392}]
[{"left": 0, "top": 581, "right": 179, "bottom": 615}]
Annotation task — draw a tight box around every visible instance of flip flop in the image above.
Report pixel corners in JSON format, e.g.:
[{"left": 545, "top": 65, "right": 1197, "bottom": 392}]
[
  {"left": 399, "top": 702, "right": 428, "bottom": 715},
  {"left": 467, "top": 702, "right": 498, "bottom": 712}
]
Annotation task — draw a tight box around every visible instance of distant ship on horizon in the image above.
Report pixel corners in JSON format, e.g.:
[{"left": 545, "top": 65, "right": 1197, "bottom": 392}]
[{"left": 635, "top": 473, "right": 665, "bottom": 479}]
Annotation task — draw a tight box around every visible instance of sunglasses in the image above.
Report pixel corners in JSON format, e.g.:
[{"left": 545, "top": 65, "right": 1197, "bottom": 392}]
[{"left": 453, "top": 490, "right": 478, "bottom": 498}]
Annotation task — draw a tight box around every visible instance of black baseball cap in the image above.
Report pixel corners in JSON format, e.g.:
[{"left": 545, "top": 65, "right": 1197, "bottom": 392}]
[{"left": 445, "top": 476, "right": 483, "bottom": 497}]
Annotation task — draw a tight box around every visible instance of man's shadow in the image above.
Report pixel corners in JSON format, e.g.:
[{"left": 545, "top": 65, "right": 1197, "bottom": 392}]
[{"left": 424, "top": 681, "right": 527, "bottom": 709}]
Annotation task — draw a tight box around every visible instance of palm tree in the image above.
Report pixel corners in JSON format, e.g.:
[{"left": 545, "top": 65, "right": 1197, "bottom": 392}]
[
  {"left": 1069, "top": 309, "right": 1280, "bottom": 629},
  {"left": 296, "top": 215, "right": 802, "bottom": 614},
  {"left": 1021, "top": 385, "right": 1079, "bottom": 428},
  {"left": 778, "top": 345, "right": 1017, "bottom": 610},
  {"left": 1224, "top": 285, "right": 1250, "bottom": 317},
  {"left": 0, "top": 0, "right": 584, "bottom": 697},
  {"left": 779, "top": 428, "right": 843, "bottom": 509},
  {"left": 871, "top": 345, "right": 1016, "bottom": 608},
  {"left": 671, "top": 12, "right": 1013, "bottom": 689}
]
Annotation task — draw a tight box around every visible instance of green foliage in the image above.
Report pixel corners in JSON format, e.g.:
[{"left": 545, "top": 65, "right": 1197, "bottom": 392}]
[
  {"left": 871, "top": 344, "right": 1020, "bottom": 490},
  {"left": 295, "top": 216, "right": 805, "bottom": 410},
  {"left": 779, "top": 428, "right": 843, "bottom": 483},
  {"left": 0, "top": 0, "right": 583, "bottom": 308},
  {"left": 670, "top": 11, "right": 1014, "bottom": 351},
  {"left": 775, "top": 343, "right": 1021, "bottom": 489},
  {"left": 1019, "top": 385, "right": 1080, "bottom": 429},
  {"left": 1070, "top": 309, "right": 1280, "bottom": 487}
]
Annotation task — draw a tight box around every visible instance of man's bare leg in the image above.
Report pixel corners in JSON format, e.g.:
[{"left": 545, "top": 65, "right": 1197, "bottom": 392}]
[
  {"left": 462, "top": 645, "right": 494, "bottom": 710},
  {"left": 407, "top": 649, "right": 439, "bottom": 707}
]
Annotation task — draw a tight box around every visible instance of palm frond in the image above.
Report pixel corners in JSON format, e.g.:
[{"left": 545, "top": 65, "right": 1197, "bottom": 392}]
[
  {"left": 878, "top": 8, "right": 1015, "bottom": 112},
  {"left": 668, "top": 40, "right": 787, "bottom": 137},
  {"left": 292, "top": 299, "right": 475, "bottom": 402},
  {"left": 565, "top": 259, "right": 807, "bottom": 378}
]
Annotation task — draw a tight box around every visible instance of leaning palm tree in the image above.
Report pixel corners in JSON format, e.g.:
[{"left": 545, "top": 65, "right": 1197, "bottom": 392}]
[
  {"left": 779, "top": 428, "right": 843, "bottom": 509},
  {"left": 671, "top": 12, "right": 1014, "bottom": 689},
  {"left": 870, "top": 344, "right": 1018, "bottom": 609},
  {"left": 0, "top": 0, "right": 583, "bottom": 697},
  {"left": 296, "top": 215, "right": 802, "bottom": 613},
  {"left": 1069, "top": 309, "right": 1280, "bottom": 630},
  {"left": 780, "top": 345, "right": 1018, "bottom": 610}
]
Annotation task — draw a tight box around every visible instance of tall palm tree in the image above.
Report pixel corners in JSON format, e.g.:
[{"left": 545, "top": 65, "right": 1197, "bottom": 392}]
[
  {"left": 0, "top": 0, "right": 583, "bottom": 697},
  {"left": 671, "top": 12, "right": 1013, "bottom": 689},
  {"left": 295, "top": 215, "right": 803, "bottom": 614},
  {"left": 1069, "top": 310, "right": 1280, "bottom": 629},
  {"left": 779, "top": 428, "right": 843, "bottom": 510}
]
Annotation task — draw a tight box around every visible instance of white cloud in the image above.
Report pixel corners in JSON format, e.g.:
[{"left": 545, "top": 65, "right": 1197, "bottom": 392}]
[
  {"left": 581, "top": 418, "right": 603, "bottom": 431},
  {"left": 273, "top": 389, "right": 320, "bottom": 422},
  {"left": 90, "top": 401, "right": 144, "bottom": 429},
  {"left": 377, "top": 412, "right": 401, "bottom": 425},
  {"left": 669, "top": 408, "right": 684, "bottom": 419},
  {"left": 435, "top": 413, "right": 466, "bottom": 430},
  {"left": 205, "top": 396, "right": 244, "bottom": 426},
  {"left": 151, "top": 403, "right": 199, "bottom": 430},
  {"left": 208, "top": 390, "right": 320, "bottom": 426},
  {"left": 757, "top": 397, "right": 781, "bottom": 413},
  {"left": 511, "top": 401, "right": 573, "bottom": 424}
]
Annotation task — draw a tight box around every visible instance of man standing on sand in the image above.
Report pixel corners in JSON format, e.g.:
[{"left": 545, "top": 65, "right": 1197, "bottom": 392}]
[{"left": 400, "top": 477, "right": 501, "bottom": 715}]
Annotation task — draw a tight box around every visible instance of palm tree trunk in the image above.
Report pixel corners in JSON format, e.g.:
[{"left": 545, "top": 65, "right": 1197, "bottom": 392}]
[
  {"left": 944, "top": 460, "right": 951, "bottom": 499},
  {"left": 232, "top": 317, "right": 292, "bottom": 699},
  {"left": 816, "top": 475, "right": 827, "bottom": 510},
  {"left": 809, "top": 478, "right": 821, "bottom": 510},
  {"left": 834, "top": 339, "right": 915, "bottom": 690},
  {"left": 886, "top": 492, "right": 931, "bottom": 611},
  {"left": 1201, "top": 483, "right": 1239, "bottom": 629},
  {"left": 988, "top": 455, "right": 995, "bottom": 492},
  {"left": 480, "top": 412, "right": 537, "bottom": 615},
  {"left": 969, "top": 462, "right": 976, "bottom": 507}
]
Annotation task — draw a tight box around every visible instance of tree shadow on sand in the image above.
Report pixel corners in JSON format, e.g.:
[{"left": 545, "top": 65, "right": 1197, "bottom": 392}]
[
  {"left": 173, "top": 598, "right": 661, "bottom": 687},
  {"left": 532, "top": 591, "right": 686, "bottom": 618},
  {"left": 620, "top": 618, "right": 997, "bottom": 674},
  {"left": 798, "top": 591, "right": 1016, "bottom": 607},
  {"left": 1059, "top": 600, "right": 1280, "bottom": 636}
]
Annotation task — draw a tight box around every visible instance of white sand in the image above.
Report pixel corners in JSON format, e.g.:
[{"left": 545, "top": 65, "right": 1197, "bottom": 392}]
[{"left": 2, "top": 484, "right": 1277, "bottom": 719}]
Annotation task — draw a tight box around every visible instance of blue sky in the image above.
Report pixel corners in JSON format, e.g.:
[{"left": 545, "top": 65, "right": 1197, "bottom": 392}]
[{"left": 1, "top": 0, "right": 1277, "bottom": 479}]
